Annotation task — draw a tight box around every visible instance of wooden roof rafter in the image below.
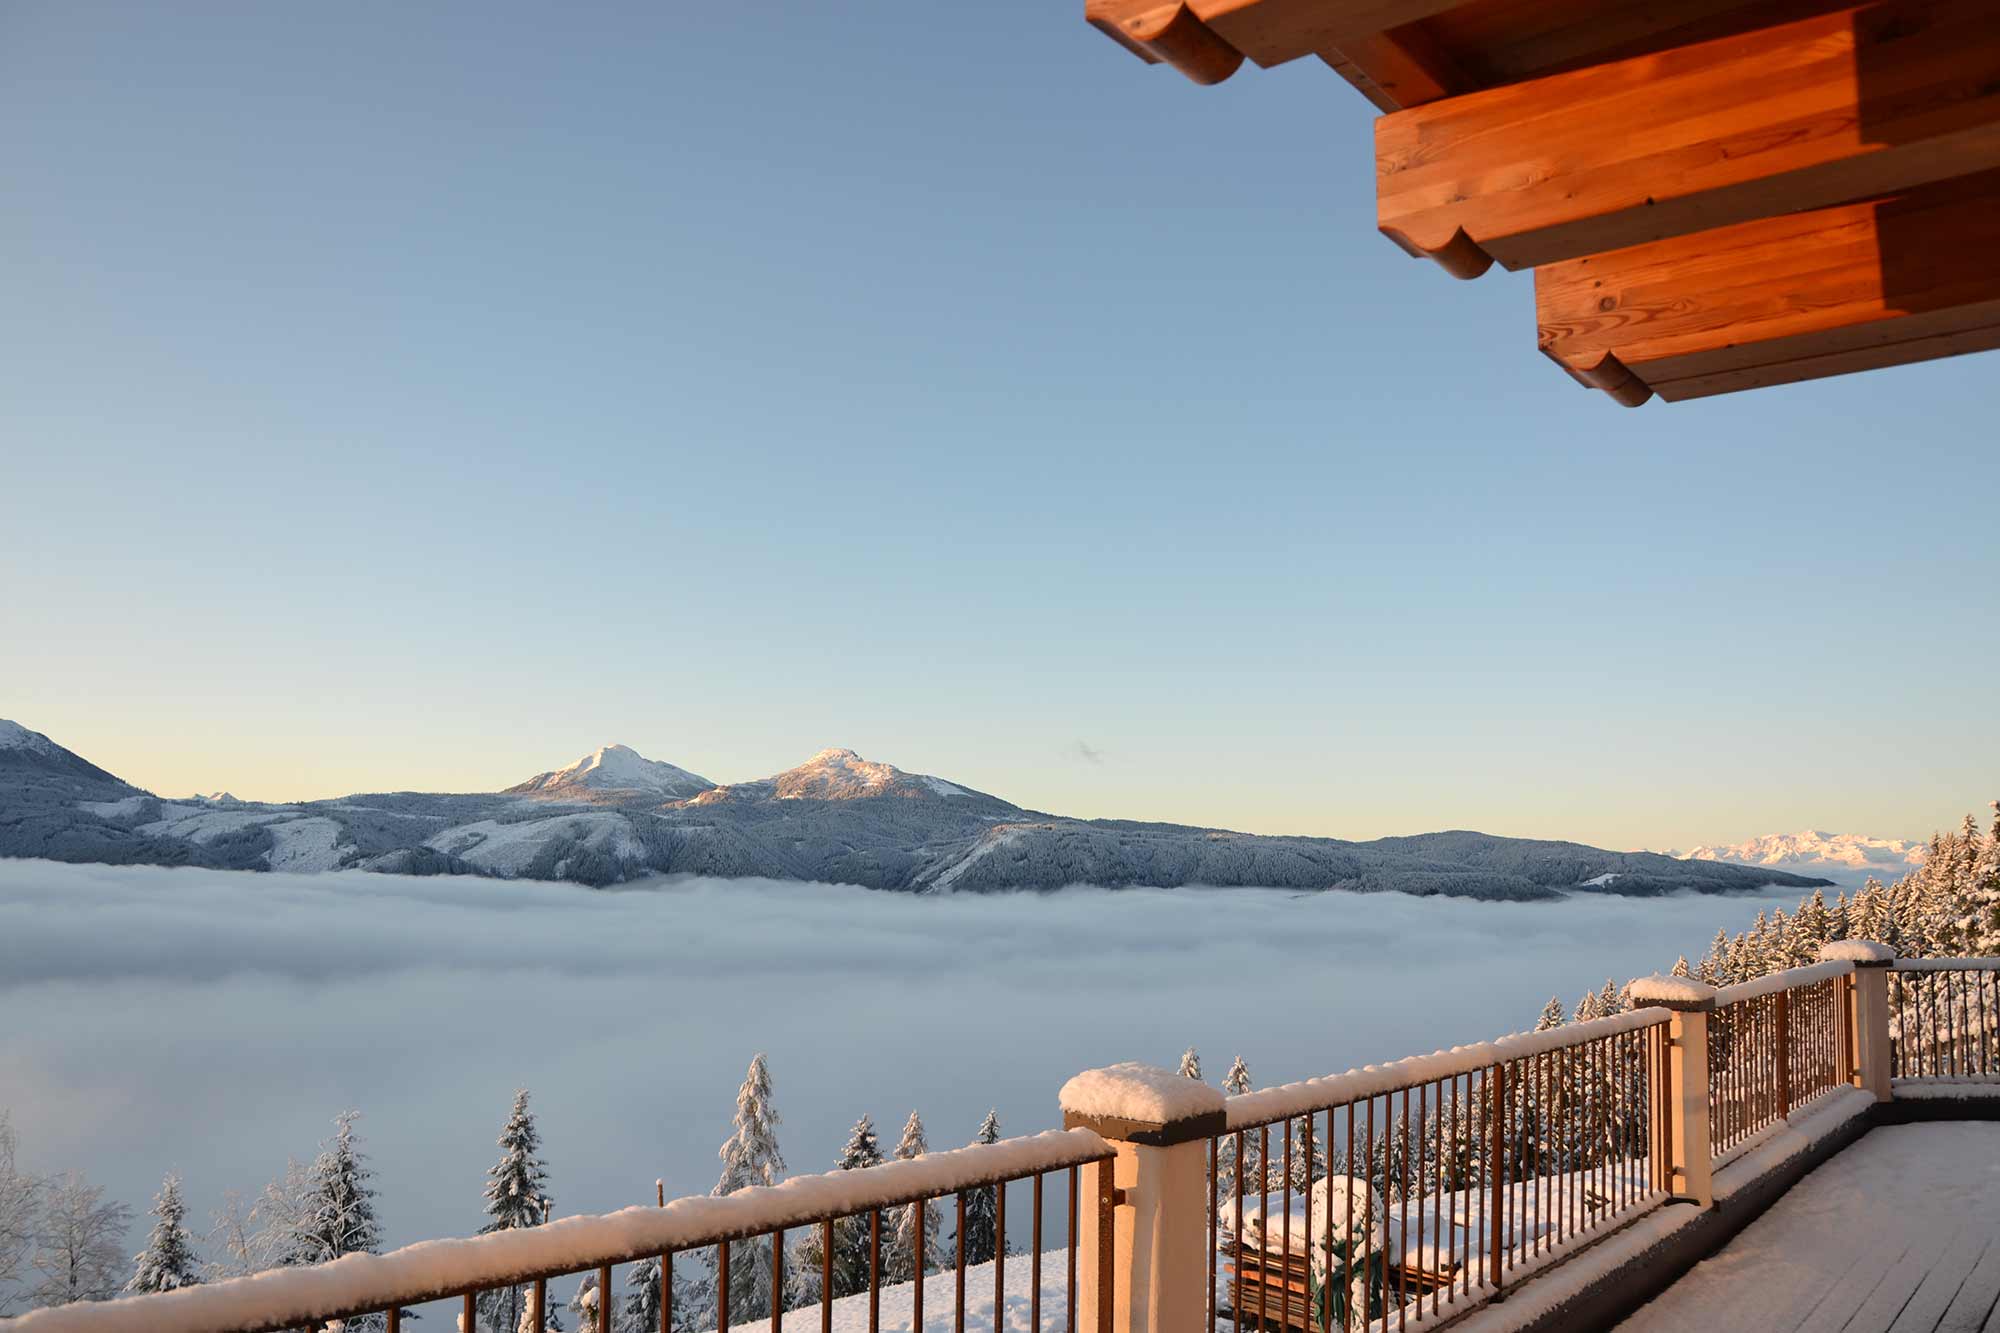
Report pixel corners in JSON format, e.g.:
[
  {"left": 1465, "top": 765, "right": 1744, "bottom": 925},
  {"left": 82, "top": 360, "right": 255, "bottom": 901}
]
[{"left": 1082, "top": 0, "right": 2000, "bottom": 405}]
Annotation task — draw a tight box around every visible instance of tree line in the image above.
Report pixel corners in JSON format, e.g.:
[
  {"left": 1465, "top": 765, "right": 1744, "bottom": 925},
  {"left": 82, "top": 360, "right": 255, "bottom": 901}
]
[{"left": 0, "top": 1062, "right": 1009, "bottom": 1333}]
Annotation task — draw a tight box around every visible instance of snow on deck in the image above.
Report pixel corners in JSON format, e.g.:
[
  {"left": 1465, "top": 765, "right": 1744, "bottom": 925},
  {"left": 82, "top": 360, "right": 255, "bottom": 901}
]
[{"left": 1616, "top": 1124, "right": 2000, "bottom": 1333}]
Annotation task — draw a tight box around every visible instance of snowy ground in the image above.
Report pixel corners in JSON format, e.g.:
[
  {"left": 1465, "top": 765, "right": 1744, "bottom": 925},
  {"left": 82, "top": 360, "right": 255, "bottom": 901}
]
[
  {"left": 1615, "top": 1124, "right": 2000, "bottom": 1332},
  {"left": 0, "top": 860, "right": 1808, "bottom": 1284},
  {"left": 717, "top": 1250, "right": 1066, "bottom": 1333}
]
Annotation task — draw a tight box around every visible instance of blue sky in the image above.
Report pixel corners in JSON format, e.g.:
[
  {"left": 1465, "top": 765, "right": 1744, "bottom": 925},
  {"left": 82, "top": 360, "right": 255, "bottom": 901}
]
[{"left": 2, "top": 2, "right": 1993, "bottom": 852}]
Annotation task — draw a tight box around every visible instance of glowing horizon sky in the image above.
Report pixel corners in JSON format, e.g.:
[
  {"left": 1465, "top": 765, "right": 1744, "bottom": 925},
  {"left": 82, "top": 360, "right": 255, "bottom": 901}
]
[{"left": 2, "top": 2, "right": 1994, "bottom": 852}]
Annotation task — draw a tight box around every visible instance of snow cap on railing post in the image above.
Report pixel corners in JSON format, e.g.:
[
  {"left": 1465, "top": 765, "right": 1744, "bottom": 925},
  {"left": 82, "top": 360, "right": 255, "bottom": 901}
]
[
  {"left": 1060, "top": 1062, "right": 1227, "bottom": 1145},
  {"left": 1817, "top": 940, "right": 1897, "bottom": 967},
  {"left": 1060, "top": 1063, "right": 1223, "bottom": 1333},
  {"left": 1627, "top": 975, "right": 1718, "bottom": 1011}
]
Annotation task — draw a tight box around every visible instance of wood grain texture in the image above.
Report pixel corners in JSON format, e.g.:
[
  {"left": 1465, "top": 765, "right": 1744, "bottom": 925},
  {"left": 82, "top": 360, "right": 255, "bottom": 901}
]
[
  {"left": 1085, "top": 0, "right": 1245, "bottom": 84},
  {"left": 1536, "top": 169, "right": 2000, "bottom": 403},
  {"left": 1378, "top": 0, "right": 2000, "bottom": 274}
]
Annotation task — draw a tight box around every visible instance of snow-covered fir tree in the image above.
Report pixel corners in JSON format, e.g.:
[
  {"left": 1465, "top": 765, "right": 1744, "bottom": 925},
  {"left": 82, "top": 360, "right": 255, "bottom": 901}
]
[
  {"left": 884, "top": 1112, "right": 942, "bottom": 1285},
  {"left": 1178, "top": 1048, "right": 1202, "bottom": 1081},
  {"left": 707, "top": 1055, "right": 786, "bottom": 1324},
  {"left": 960, "top": 1111, "right": 1002, "bottom": 1267},
  {"left": 825, "top": 1115, "right": 885, "bottom": 1298},
  {"left": 1670, "top": 956, "right": 1692, "bottom": 979},
  {"left": 255, "top": 1113, "right": 389, "bottom": 1328},
  {"left": 126, "top": 1173, "right": 200, "bottom": 1295},
  {"left": 518, "top": 1279, "right": 563, "bottom": 1333},
  {"left": 1533, "top": 997, "right": 1565, "bottom": 1032},
  {"left": 1943, "top": 803, "right": 2000, "bottom": 955},
  {"left": 569, "top": 1272, "right": 600, "bottom": 1333},
  {"left": 30, "top": 1172, "right": 130, "bottom": 1307},
  {"left": 618, "top": 1257, "right": 661, "bottom": 1333},
  {"left": 1215, "top": 1057, "right": 1257, "bottom": 1195},
  {"left": 480, "top": 1091, "right": 552, "bottom": 1332},
  {"left": 793, "top": 1112, "right": 890, "bottom": 1303}
]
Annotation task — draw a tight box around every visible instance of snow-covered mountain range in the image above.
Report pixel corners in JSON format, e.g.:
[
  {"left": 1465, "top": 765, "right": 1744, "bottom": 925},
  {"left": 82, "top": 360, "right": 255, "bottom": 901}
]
[
  {"left": 1677, "top": 830, "right": 1927, "bottom": 886},
  {"left": 0, "top": 719, "right": 1836, "bottom": 899}
]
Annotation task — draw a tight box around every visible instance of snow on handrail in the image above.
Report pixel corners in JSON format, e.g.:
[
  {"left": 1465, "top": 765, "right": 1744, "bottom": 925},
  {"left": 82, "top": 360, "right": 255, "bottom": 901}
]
[
  {"left": 1892, "top": 957, "right": 2000, "bottom": 972},
  {"left": 3, "top": 1129, "right": 1114, "bottom": 1333},
  {"left": 1223, "top": 1004, "right": 1669, "bottom": 1131},
  {"left": 1714, "top": 959, "right": 1850, "bottom": 1007}
]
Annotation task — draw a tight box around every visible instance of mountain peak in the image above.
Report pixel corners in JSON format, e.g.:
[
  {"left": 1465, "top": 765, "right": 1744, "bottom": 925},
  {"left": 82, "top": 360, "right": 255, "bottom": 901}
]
[
  {"left": 772, "top": 748, "right": 972, "bottom": 801},
  {"left": 0, "top": 719, "right": 59, "bottom": 756},
  {"left": 508, "top": 743, "right": 713, "bottom": 801},
  {"left": 0, "top": 719, "right": 138, "bottom": 791}
]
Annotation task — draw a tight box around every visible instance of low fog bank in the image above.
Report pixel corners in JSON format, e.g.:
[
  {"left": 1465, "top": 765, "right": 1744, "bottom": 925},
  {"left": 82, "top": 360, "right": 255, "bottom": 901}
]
[{"left": 0, "top": 860, "right": 1805, "bottom": 1260}]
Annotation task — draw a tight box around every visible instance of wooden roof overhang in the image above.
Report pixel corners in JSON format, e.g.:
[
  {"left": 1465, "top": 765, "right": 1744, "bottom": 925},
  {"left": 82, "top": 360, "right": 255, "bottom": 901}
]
[{"left": 1086, "top": 0, "right": 2000, "bottom": 405}]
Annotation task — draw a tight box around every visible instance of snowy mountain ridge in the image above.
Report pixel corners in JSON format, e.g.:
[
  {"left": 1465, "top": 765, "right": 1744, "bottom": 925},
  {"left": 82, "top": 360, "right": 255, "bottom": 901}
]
[
  {"left": 0, "top": 719, "right": 63, "bottom": 757},
  {"left": 0, "top": 718, "right": 1838, "bottom": 900},
  {"left": 1677, "top": 829, "right": 1926, "bottom": 886},
  {"left": 689, "top": 747, "right": 975, "bottom": 805},
  {"left": 508, "top": 743, "right": 713, "bottom": 801}
]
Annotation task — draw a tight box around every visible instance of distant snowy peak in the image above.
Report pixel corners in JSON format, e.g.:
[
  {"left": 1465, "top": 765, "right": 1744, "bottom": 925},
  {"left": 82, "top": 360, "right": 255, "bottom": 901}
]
[
  {"left": 508, "top": 744, "right": 714, "bottom": 801},
  {"left": 0, "top": 719, "right": 62, "bottom": 757},
  {"left": 0, "top": 719, "right": 136, "bottom": 790},
  {"left": 1682, "top": 830, "right": 1926, "bottom": 884},
  {"left": 690, "top": 747, "right": 987, "bottom": 805}
]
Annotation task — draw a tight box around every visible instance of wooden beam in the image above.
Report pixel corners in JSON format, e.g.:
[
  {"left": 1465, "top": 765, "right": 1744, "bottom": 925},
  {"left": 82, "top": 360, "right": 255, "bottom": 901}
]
[
  {"left": 1318, "top": 23, "right": 1470, "bottom": 111},
  {"left": 1536, "top": 170, "right": 2000, "bottom": 404},
  {"left": 1186, "top": 0, "right": 1475, "bottom": 69},
  {"left": 1378, "top": 0, "right": 2000, "bottom": 277},
  {"left": 1086, "top": 1, "right": 1245, "bottom": 85},
  {"left": 1086, "top": 0, "right": 1481, "bottom": 82}
]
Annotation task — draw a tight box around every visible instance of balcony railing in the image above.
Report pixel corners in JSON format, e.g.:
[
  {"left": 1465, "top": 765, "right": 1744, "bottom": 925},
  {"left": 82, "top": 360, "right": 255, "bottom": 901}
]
[
  {"left": 1888, "top": 959, "right": 2000, "bottom": 1081},
  {"left": 2, "top": 1131, "right": 1116, "bottom": 1333},
  {"left": 13, "top": 940, "right": 2000, "bottom": 1333},
  {"left": 1207, "top": 1008, "right": 1670, "bottom": 1333},
  {"left": 1706, "top": 962, "right": 1853, "bottom": 1164}
]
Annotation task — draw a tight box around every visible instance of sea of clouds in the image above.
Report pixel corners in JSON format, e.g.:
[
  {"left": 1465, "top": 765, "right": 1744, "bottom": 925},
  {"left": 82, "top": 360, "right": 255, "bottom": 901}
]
[{"left": 0, "top": 859, "right": 1807, "bottom": 1267}]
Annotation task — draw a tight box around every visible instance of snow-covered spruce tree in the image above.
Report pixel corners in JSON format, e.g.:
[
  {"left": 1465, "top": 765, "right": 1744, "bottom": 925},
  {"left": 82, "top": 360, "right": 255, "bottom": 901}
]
[
  {"left": 1943, "top": 802, "right": 2000, "bottom": 955},
  {"left": 569, "top": 1272, "right": 600, "bottom": 1333},
  {"left": 480, "top": 1090, "right": 553, "bottom": 1333},
  {"left": 126, "top": 1173, "right": 200, "bottom": 1294},
  {"left": 827, "top": 1115, "right": 885, "bottom": 1298},
  {"left": 29, "top": 1172, "right": 131, "bottom": 1307},
  {"left": 519, "top": 1279, "right": 564, "bottom": 1333},
  {"left": 0, "top": 1111, "right": 43, "bottom": 1317},
  {"left": 708, "top": 1055, "right": 785, "bottom": 1323},
  {"left": 1670, "top": 956, "right": 1692, "bottom": 979},
  {"left": 256, "top": 1113, "right": 391, "bottom": 1329},
  {"left": 884, "top": 1104, "right": 936, "bottom": 1280},
  {"left": 1215, "top": 1057, "right": 1256, "bottom": 1196},
  {"left": 1178, "top": 1048, "right": 1202, "bottom": 1081},
  {"left": 1794, "top": 891, "right": 1832, "bottom": 962},
  {"left": 959, "top": 1111, "right": 1002, "bottom": 1267},
  {"left": 1533, "top": 997, "right": 1565, "bottom": 1032},
  {"left": 620, "top": 1259, "right": 704, "bottom": 1333},
  {"left": 794, "top": 1112, "right": 892, "bottom": 1304},
  {"left": 616, "top": 1257, "right": 660, "bottom": 1333}
]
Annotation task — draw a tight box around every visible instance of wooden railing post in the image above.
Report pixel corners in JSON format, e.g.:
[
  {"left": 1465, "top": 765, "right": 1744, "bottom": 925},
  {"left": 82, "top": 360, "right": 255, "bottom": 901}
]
[
  {"left": 1821, "top": 942, "right": 1897, "bottom": 1101},
  {"left": 1062, "top": 1064, "right": 1226, "bottom": 1333},
  {"left": 1628, "top": 977, "right": 1717, "bottom": 1209}
]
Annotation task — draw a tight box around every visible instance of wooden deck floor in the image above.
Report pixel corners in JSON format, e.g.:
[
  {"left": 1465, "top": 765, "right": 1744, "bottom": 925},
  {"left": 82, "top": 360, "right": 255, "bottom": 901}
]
[{"left": 1617, "top": 1123, "right": 2000, "bottom": 1333}]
